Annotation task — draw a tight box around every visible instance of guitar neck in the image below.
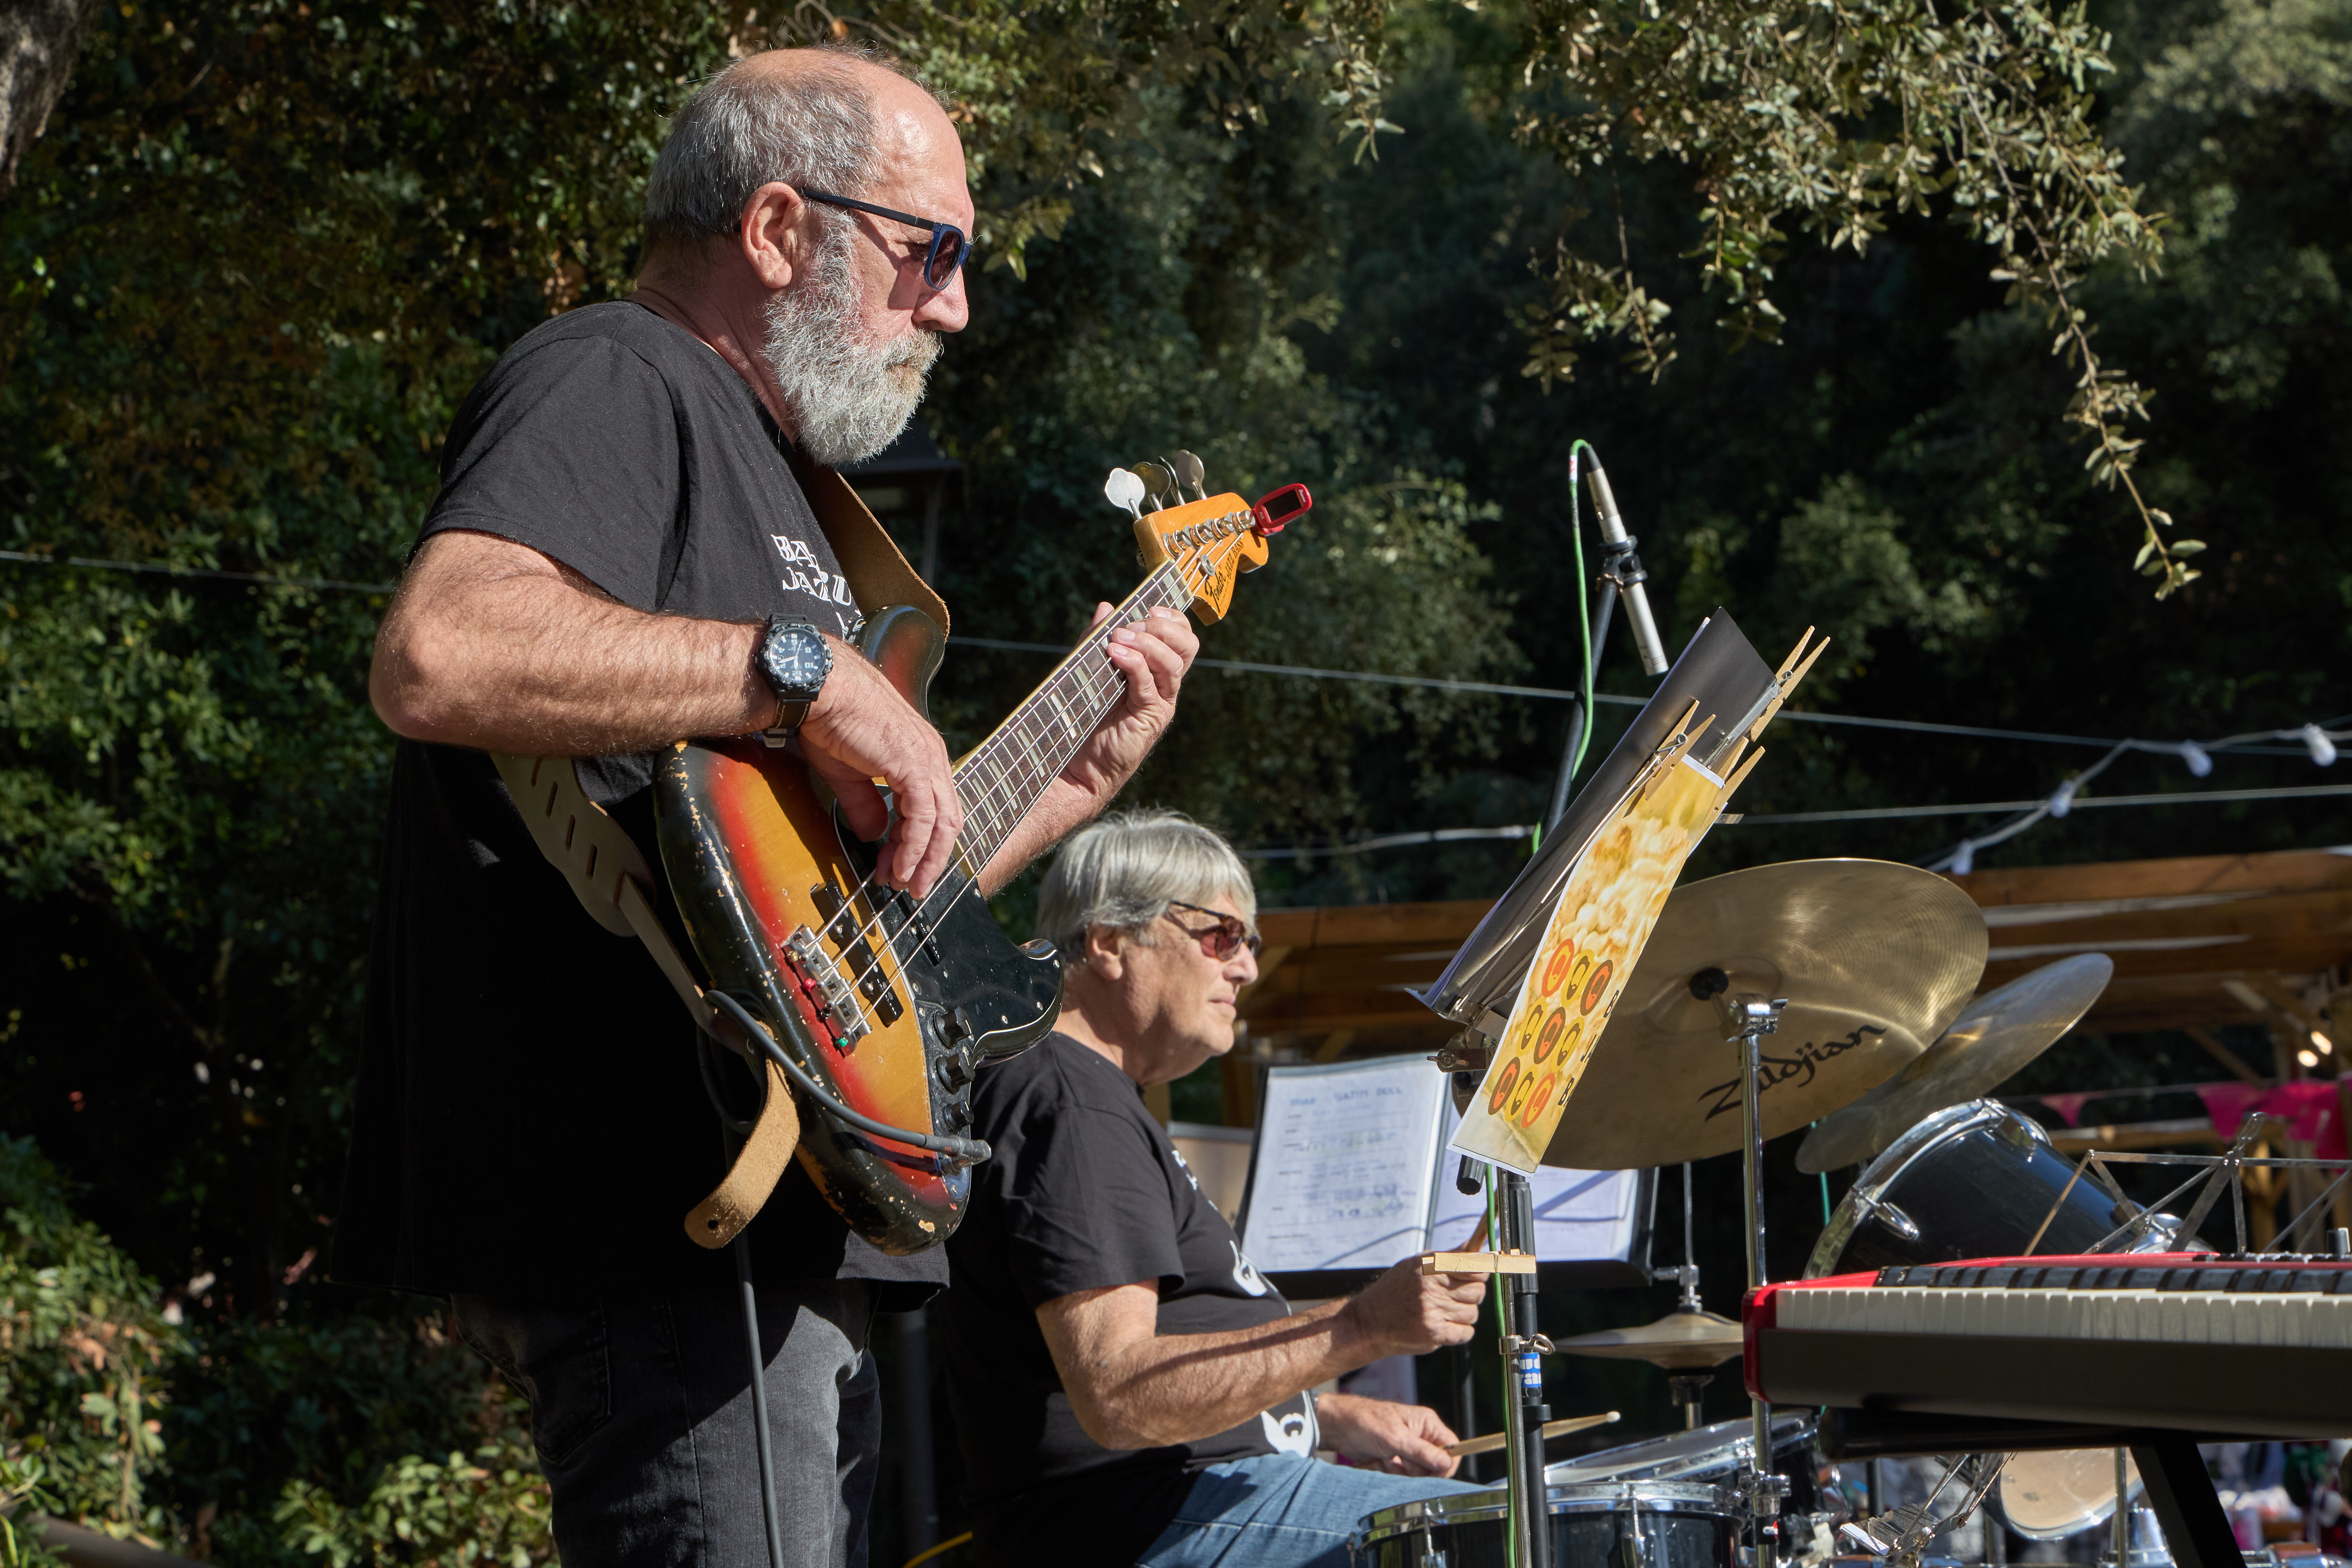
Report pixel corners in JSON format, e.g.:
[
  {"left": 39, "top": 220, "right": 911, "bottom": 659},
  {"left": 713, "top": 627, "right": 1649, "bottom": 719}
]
[{"left": 955, "top": 562, "right": 1191, "bottom": 873}]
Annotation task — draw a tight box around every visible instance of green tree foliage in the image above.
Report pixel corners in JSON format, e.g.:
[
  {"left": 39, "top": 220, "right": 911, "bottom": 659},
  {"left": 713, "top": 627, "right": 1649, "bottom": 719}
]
[
  {"left": 0, "top": 1136, "right": 183, "bottom": 1562},
  {"left": 1509, "top": 0, "right": 2201, "bottom": 593},
  {"left": 0, "top": 1135, "right": 542, "bottom": 1566}
]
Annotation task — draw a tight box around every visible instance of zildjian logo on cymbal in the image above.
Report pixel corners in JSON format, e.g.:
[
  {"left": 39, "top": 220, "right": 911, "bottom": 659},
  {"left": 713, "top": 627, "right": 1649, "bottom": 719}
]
[{"left": 1697, "top": 1025, "right": 1887, "bottom": 1121}]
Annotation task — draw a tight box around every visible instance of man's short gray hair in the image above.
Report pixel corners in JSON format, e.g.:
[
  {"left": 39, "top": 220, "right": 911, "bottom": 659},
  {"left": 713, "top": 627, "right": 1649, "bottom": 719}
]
[
  {"left": 643, "top": 50, "right": 886, "bottom": 252},
  {"left": 1037, "top": 809, "right": 1257, "bottom": 963}
]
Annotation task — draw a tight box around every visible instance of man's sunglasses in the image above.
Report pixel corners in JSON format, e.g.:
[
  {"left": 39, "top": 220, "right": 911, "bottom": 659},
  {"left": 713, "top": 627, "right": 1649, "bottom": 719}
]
[
  {"left": 1165, "top": 900, "right": 1264, "bottom": 962},
  {"left": 799, "top": 189, "right": 971, "bottom": 290}
]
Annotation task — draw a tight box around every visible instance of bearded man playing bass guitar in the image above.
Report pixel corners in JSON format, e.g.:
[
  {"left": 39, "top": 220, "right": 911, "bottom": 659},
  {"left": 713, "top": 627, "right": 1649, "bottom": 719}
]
[{"left": 332, "top": 47, "right": 1196, "bottom": 1568}]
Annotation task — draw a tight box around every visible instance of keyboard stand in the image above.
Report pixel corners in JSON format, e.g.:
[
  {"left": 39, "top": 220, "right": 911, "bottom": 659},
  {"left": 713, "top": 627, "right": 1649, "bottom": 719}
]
[
  {"left": 1817, "top": 1410, "right": 2249, "bottom": 1568},
  {"left": 2130, "top": 1438, "right": 2244, "bottom": 1568}
]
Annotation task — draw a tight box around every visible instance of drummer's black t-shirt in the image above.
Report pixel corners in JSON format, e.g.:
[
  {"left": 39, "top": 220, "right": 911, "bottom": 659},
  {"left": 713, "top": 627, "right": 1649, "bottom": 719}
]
[
  {"left": 942, "top": 1034, "right": 1317, "bottom": 1566},
  {"left": 332, "top": 300, "right": 942, "bottom": 1301}
]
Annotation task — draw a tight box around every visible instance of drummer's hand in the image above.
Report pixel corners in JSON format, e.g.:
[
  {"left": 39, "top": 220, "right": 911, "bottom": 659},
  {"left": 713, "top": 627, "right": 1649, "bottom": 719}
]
[
  {"left": 1317, "top": 1393, "right": 1464, "bottom": 1478},
  {"left": 1341, "top": 1259, "right": 1485, "bottom": 1357}
]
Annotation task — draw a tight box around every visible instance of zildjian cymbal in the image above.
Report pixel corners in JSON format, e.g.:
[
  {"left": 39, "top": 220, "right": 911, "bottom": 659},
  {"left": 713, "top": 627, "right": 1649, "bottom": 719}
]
[
  {"left": 1540, "top": 860, "right": 1988, "bottom": 1170},
  {"left": 1794, "top": 952, "right": 2114, "bottom": 1174},
  {"left": 1551, "top": 1309, "right": 1746, "bottom": 1370}
]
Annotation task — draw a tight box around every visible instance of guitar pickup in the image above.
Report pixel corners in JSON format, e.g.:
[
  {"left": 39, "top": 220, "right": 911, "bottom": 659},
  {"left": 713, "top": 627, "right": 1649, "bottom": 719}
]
[
  {"left": 809, "top": 882, "right": 905, "bottom": 1027},
  {"left": 786, "top": 926, "right": 871, "bottom": 1049}
]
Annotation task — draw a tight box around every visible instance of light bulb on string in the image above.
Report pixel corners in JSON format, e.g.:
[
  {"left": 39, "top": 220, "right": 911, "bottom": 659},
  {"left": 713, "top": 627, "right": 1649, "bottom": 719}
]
[
  {"left": 2302, "top": 725, "right": 2339, "bottom": 767},
  {"left": 2299, "top": 1049, "right": 2321, "bottom": 1069},
  {"left": 2315, "top": 1031, "right": 2335, "bottom": 1056},
  {"left": 2177, "top": 741, "right": 2212, "bottom": 778},
  {"left": 1950, "top": 839, "right": 1976, "bottom": 877},
  {"left": 2048, "top": 777, "right": 2081, "bottom": 818}
]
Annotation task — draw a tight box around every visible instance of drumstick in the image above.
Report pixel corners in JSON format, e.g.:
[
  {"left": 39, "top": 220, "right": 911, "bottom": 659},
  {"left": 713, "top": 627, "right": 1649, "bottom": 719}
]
[{"left": 1443, "top": 1410, "right": 1619, "bottom": 1457}]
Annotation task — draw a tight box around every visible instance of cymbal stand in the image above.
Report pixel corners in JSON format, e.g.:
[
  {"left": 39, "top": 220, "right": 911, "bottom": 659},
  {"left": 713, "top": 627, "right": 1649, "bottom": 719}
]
[
  {"left": 1720, "top": 989, "right": 1788, "bottom": 1568},
  {"left": 1652, "top": 1163, "right": 1711, "bottom": 1429},
  {"left": 1497, "top": 1167, "right": 1555, "bottom": 1568}
]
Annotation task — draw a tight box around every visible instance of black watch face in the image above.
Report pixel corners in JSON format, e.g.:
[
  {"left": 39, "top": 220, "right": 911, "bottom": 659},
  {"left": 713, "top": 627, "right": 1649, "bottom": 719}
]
[{"left": 763, "top": 625, "right": 829, "bottom": 699}]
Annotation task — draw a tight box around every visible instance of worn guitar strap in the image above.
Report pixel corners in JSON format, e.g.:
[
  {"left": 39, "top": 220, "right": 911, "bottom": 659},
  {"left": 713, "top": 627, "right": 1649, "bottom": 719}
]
[
  {"left": 491, "top": 750, "right": 801, "bottom": 1249},
  {"left": 489, "top": 462, "right": 943, "bottom": 1251}
]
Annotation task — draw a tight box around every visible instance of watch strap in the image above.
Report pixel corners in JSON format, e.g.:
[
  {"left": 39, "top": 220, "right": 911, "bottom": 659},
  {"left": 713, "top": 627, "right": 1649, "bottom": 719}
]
[{"left": 761, "top": 699, "right": 812, "bottom": 745}]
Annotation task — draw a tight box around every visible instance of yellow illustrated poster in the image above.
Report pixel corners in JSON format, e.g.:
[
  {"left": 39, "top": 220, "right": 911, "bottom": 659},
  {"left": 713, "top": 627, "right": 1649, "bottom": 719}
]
[{"left": 1449, "top": 750, "right": 1732, "bottom": 1174}]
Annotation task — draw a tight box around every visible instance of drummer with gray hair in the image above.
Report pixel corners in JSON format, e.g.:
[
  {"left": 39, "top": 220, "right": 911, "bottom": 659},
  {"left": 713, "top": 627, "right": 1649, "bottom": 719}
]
[{"left": 942, "top": 808, "right": 1488, "bottom": 1567}]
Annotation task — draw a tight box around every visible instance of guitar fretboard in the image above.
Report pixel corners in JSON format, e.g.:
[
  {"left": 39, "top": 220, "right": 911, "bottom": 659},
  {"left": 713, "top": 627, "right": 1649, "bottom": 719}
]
[{"left": 956, "top": 563, "right": 1192, "bottom": 873}]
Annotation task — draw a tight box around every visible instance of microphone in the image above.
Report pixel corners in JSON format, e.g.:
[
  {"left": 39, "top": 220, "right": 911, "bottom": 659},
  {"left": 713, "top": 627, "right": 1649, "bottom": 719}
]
[{"left": 1583, "top": 457, "right": 1671, "bottom": 677}]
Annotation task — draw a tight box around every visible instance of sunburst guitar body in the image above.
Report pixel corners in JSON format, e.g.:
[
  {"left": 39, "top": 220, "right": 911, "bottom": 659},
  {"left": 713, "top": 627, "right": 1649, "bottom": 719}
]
[{"left": 653, "top": 479, "right": 1309, "bottom": 1252}]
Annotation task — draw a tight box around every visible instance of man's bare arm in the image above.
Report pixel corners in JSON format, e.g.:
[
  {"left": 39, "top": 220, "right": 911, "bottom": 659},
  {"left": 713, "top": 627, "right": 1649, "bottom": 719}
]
[
  {"left": 370, "top": 528, "right": 965, "bottom": 893},
  {"left": 370, "top": 530, "right": 773, "bottom": 753},
  {"left": 1034, "top": 1259, "right": 1484, "bottom": 1451}
]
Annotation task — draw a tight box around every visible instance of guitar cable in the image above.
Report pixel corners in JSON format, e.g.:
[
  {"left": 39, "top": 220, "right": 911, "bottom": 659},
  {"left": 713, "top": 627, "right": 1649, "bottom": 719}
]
[{"left": 703, "top": 988, "right": 992, "bottom": 1165}]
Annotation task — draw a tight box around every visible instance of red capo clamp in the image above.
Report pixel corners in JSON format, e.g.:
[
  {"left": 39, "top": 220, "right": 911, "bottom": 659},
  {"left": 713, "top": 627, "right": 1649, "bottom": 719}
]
[{"left": 1251, "top": 484, "right": 1313, "bottom": 538}]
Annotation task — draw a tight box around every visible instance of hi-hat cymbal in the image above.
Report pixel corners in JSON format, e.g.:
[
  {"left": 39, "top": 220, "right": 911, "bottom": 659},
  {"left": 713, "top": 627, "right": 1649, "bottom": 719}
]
[
  {"left": 1795, "top": 952, "right": 2114, "bottom": 1174},
  {"left": 1553, "top": 1309, "right": 1745, "bottom": 1370},
  {"left": 1540, "top": 860, "right": 1988, "bottom": 1169}
]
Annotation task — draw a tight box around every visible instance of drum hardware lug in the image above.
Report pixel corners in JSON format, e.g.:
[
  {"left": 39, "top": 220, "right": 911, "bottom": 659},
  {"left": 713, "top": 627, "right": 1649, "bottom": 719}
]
[{"left": 1869, "top": 1199, "right": 1921, "bottom": 1243}]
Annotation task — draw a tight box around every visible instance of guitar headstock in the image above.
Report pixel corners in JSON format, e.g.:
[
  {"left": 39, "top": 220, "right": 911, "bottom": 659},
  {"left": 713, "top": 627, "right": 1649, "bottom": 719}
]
[{"left": 1105, "top": 453, "right": 1311, "bottom": 625}]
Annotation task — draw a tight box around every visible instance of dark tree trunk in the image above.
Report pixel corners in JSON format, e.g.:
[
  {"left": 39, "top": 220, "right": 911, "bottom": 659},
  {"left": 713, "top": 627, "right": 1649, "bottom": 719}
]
[{"left": 0, "top": 0, "right": 99, "bottom": 195}]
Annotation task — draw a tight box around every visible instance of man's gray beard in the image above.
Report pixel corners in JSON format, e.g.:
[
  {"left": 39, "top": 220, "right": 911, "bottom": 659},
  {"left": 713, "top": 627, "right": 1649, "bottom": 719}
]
[{"left": 761, "top": 228, "right": 942, "bottom": 467}]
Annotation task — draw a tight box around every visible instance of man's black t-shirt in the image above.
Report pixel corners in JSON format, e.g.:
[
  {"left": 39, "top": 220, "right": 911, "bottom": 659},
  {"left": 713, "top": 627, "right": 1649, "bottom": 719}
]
[
  {"left": 333, "top": 300, "right": 943, "bottom": 1301},
  {"left": 942, "top": 1034, "right": 1316, "bottom": 1566}
]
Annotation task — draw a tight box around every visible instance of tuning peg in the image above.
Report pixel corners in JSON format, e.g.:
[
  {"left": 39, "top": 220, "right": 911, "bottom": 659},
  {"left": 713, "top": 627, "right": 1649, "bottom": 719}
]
[
  {"left": 1134, "top": 460, "right": 1176, "bottom": 510},
  {"left": 1172, "top": 450, "right": 1207, "bottom": 501},
  {"left": 1103, "top": 467, "right": 1146, "bottom": 518}
]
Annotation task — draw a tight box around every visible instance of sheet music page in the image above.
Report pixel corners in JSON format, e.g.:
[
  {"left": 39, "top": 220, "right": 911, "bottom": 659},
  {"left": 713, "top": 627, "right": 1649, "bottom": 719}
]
[
  {"left": 1237, "top": 1057, "right": 1448, "bottom": 1272},
  {"left": 1427, "top": 1099, "right": 1643, "bottom": 1261}
]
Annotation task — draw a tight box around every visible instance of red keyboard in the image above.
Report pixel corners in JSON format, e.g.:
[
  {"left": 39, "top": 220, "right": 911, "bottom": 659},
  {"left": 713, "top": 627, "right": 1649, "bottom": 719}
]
[{"left": 1744, "top": 1255, "right": 2352, "bottom": 1438}]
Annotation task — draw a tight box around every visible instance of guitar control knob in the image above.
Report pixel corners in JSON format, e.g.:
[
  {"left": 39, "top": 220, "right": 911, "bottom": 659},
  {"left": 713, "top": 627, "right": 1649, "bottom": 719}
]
[{"left": 936, "top": 1046, "right": 973, "bottom": 1090}]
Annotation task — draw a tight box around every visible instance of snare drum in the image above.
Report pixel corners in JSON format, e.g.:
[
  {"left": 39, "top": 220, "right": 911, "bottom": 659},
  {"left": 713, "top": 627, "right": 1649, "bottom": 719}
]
[
  {"left": 1352, "top": 1417, "right": 1822, "bottom": 1568},
  {"left": 1351, "top": 1480, "right": 1735, "bottom": 1568}
]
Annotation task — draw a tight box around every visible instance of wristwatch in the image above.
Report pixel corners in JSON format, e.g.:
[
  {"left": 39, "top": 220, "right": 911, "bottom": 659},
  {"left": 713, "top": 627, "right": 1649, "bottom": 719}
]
[{"left": 756, "top": 617, "right": 833, "bottom": 736}]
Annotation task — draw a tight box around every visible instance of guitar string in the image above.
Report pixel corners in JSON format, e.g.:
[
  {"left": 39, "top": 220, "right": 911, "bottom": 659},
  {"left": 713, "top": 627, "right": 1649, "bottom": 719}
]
[
  {"left": 798, "top": 522, "right": 1257, "bottom": 1042},
  {"left": 801, "top": 563, "right": 1193, "bottom": 1041},
  {"left": 921, "top": 523, "right": 1250, "bottom": 892},
  {"left": 847, "top": 515, "right": 1247, "bottom": 939},
  {"left": 821, "top": 528, "right": 1239, "bottom": 988}
]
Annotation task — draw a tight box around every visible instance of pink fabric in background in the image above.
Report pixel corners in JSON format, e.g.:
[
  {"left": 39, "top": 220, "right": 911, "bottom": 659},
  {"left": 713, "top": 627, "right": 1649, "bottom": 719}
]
[
  {"left": 2196, "top": 1079, "right": 2348, "bottom": 1160},
  {"left": 2040, "top": 1092, "right": 2095, "bottom": 1127}
]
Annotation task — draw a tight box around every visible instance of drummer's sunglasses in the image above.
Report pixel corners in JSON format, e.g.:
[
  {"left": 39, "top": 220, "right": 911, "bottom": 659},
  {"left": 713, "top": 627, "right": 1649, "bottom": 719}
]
[
  {"left": 799, "top": 190, "right": 971, "bottom": 290},
  {"left": 1165, "top": 900, "right": 1264, "bottom": 962}
]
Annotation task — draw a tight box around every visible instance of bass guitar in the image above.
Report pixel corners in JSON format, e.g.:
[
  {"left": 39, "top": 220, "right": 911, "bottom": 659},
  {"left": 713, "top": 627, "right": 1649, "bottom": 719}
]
[{"left": 651, "top": 468, "right": 1309, "bottom": 1253}]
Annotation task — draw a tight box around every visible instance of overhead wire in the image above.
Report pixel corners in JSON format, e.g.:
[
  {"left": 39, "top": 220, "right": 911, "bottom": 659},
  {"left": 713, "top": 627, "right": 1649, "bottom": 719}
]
[{"left": 11, "top": 540, "right": 2345, "bottom": 874}]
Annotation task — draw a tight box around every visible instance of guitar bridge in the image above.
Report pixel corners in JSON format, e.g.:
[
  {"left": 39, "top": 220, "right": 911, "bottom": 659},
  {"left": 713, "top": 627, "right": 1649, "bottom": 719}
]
[{"left": 786, "top": 926, "right": 871, "bottom": 1048}]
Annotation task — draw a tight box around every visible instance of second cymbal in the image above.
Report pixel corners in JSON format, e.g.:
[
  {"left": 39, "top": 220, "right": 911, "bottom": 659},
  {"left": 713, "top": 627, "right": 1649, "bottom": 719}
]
[
  {"left": 1552, "top": 1308, "right": 1745, "bottom": 1370},
  {"left": 1795, "top": 952, "right": 2114, "bottom": 1173},
  {"left": 1540, "top": 859, "right": 1988, "bottom": 1169}
]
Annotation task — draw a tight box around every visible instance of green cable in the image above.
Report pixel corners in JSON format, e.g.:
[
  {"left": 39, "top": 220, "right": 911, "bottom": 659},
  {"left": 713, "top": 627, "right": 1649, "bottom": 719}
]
[
  {"left": 1566, "top": 439, "right": 1599, "bottom": 782},
  {"left": 1480, "top": 1166, "right": 1520, "bottom": 1568},
  {"left": 1532, "top": 442, "right": 1601, "bottom": 858}
]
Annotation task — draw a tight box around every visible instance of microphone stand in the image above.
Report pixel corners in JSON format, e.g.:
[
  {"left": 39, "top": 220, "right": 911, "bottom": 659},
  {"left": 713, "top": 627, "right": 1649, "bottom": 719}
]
[
  {"left": 1497, "top": 1165, "right": 1555, "bottom": 1568},
  {"left": 1545, "top": 449, "right": 1669, "bottom": 832}
]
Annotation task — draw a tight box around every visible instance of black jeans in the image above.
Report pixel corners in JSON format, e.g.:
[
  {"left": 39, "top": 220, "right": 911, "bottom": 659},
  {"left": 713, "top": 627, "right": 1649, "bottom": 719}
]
[{"left": 453, "top": 1278, "right": 880, "bottom": 1568}]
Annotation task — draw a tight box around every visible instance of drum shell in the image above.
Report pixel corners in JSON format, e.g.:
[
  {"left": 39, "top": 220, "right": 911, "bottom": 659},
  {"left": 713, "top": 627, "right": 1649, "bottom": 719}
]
[
  {"left": 1354, "top": 1417, "right": 1823, "bottom": 1568},
  {"left": 1352, "top": 1481, "right": 1734, "bottom": 1568},
  {"left": 1805, "top": 1099, "right": 2182, "bottom": 1278}
]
